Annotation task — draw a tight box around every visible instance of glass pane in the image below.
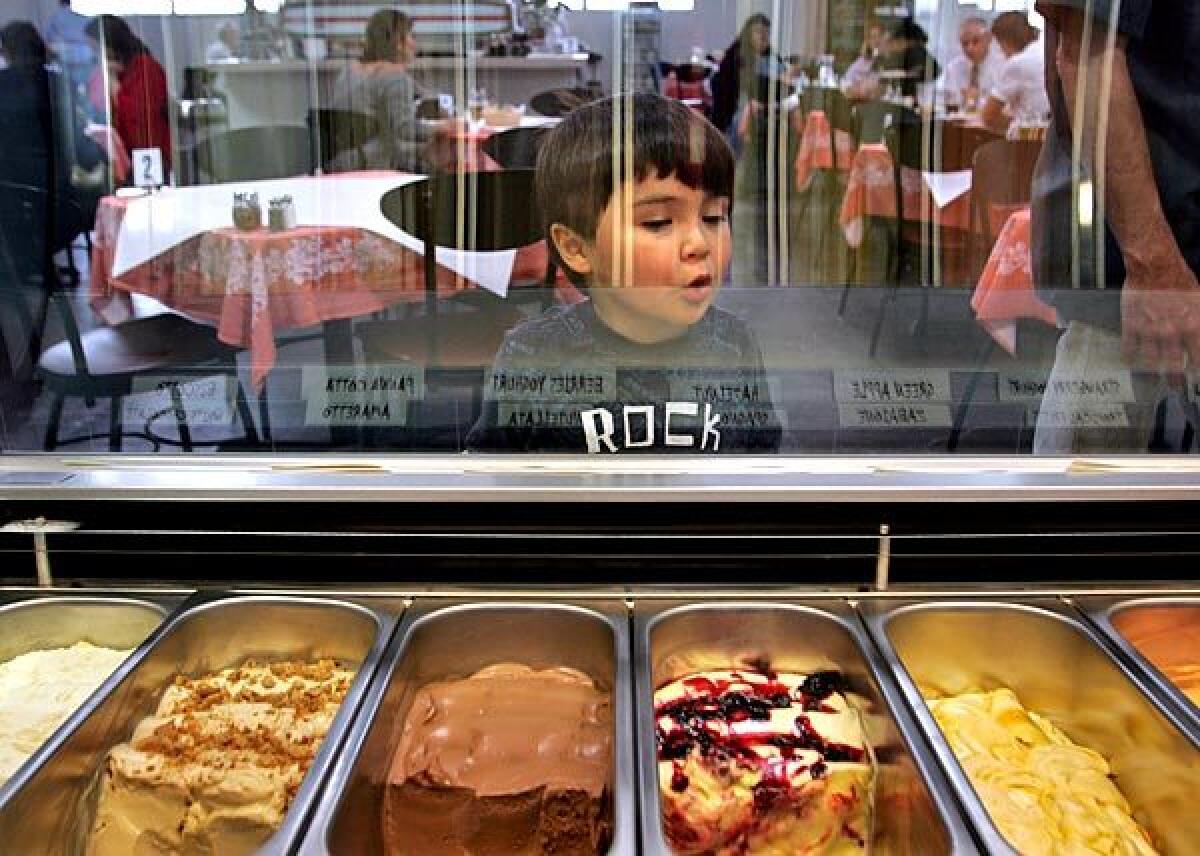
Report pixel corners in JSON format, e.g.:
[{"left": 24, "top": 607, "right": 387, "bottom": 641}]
[{"left": 0, "top": 1, "right": 1191, "bottom": 456}]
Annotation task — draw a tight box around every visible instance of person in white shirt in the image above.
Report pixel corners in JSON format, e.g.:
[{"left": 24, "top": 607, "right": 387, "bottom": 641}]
[
  {"left": 940, "top": 17, "right": 1004, "bottom": 110},
  {"left": 982, "top": 11, "right": 1050, "bottom": 133},
  {"left": 204, "top": 22, "right": 239, "bottom": 64}
]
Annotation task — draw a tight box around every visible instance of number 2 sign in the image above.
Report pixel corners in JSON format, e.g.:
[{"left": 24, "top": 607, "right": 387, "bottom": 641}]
[{"left": 132, "top": 147, "right": 164, "bottom": 188}]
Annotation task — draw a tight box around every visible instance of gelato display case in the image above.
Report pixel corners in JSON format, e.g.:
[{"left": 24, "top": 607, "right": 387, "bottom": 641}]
[{"left": 0, "top": 456, "right": 1199, "bottom": 855}]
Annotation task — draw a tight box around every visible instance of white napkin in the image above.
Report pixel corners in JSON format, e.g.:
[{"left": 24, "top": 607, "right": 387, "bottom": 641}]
[
  {"left": 111, "top": 175, "right": 518, "bottom": 297},
  {"left": 922, "top": 169, "right": 972, "bottom": 209}
]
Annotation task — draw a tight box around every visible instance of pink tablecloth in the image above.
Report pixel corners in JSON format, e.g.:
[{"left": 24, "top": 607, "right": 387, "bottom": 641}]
[
  {"left": 971, "top": 207, "right": 1058, "bottom": 353},
  {"left": 793, "top": 110, "right": 855, "bottom": 191},
  {"left": 838, "top": 143, "right": 972, "bottom": 248},
  {"left": 90, "top": 176, "right": 552, "bottom": 390}
]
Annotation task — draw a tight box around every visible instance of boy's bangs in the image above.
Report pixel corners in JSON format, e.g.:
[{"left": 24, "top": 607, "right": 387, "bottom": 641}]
[{"left": 626, "top": 107, "right": 734, "bottom": 203}]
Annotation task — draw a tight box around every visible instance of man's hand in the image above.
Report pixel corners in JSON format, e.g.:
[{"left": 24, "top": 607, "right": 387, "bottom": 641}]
[{"left": 1121, "top": 254, "right": 1200, "bottom": 383}]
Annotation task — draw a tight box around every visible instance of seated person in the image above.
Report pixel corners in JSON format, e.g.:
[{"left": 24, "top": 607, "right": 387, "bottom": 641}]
[
  {"left": 940, "top": 16, "right": 1004, "bottom": 110},
  {"left": 328, "top": 9, "right": 429, "bottom": 172},
  {"left": 877, "top": 18, "right": 940, "bottom": 98},
  {"left": 843, "top": 21, "right": 885, "bottom": 102},
  {"left": 466, "top": 94, "right": 781, "bottom": 454},
  {"left": 983, "top": 11, "right": 1050, "bottom": 133}
]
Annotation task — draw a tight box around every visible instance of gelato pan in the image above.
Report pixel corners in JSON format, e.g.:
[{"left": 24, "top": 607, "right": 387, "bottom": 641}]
[
  {"left": 1111, "top": 604, "right": 1200, "bottom": 708},
  {"left": 654, "top": 667, "right": 873, "bottom": 855},
  {"left": 301, "top": 601, "right": 633, "bottom": 856},
  {"left": 865, "top": 599, "right": 1200, "bottom": 855},
  {"left": 927, "top": 687, "right": 1158, "bottom": 855},
  {"left": 0, "top": 595, "right": 388, "bottom": 856},
  {"left": 0, "top": 642, "right": 132, "bottom": 785},
  {"left": 383, "top": 661, "right": 613, "bottom": 855},
  {"left": 638, "top": 603, "right": 966, "bottom": 856},
  {"left": 87, "top": 657, "right": 355, "bottom": 856}
]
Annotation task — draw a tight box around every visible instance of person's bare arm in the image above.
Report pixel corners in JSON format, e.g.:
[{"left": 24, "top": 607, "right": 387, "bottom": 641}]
[{"left": 1042, "top": 2, "right": 1200, "bottom": 378}]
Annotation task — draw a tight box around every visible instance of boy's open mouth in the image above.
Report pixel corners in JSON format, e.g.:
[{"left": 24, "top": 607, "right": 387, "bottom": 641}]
[{"left": 682, "top": 275, "right": 714, "bottom": 302}]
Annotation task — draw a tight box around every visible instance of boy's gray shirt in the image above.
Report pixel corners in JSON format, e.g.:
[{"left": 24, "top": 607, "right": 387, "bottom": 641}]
[{"left": 466, "top": 301, "right": 782, "bottom": 454}]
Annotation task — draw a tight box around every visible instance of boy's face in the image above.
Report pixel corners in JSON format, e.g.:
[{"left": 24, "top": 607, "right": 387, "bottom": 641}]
[{"left": 553, "top": 172, "right": 732, "bottom": 344}]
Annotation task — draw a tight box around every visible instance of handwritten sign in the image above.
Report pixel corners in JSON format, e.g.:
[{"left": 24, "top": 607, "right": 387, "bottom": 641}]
[
  {"left": 838, "top": 404, "right": 952, "bottom": 429},
  {"left": 302, "top": 364, "right": 423, "bottom": 426},
  {"left": 131, "top": 147, "right": 164, "bottom": 188},
  {"left": 128, "top": 376, "right": 233, "bottom": 427},
  {"left": 833, "top": 370, "right": 952, "bottom": 406}
]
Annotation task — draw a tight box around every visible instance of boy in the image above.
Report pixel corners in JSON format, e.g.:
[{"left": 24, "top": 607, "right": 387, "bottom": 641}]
[{"left": 466, "top": 93, "right": 781, "bottom": 454}]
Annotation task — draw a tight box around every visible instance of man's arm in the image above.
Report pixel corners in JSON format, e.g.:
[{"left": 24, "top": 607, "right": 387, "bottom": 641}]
[{"left": 1040, "top": 2, "right": 1200, "bottom": 378}]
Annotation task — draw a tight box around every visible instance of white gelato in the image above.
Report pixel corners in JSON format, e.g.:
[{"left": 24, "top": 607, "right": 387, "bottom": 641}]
[{"left": 0, "top": 641, "right": 132, "bottom": 783}]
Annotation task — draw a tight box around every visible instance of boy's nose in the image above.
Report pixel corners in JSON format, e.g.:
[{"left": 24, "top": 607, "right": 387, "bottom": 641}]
[{"left": 680, "top": 220, "right": 711, "bottom": 260}]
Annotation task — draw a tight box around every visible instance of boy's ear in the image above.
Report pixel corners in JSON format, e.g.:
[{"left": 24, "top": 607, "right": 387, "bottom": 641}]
[{"left": 549, "top": 223, "right": 592, "bottom": 279}]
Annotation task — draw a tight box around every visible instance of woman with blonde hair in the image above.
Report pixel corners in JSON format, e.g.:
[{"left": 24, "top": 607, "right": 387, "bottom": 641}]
[{"left": 328, "top": 9, "right": 429, "bottom": 171}]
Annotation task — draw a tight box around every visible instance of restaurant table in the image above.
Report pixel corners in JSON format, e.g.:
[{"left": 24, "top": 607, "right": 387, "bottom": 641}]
[
  {"left": 89, "top": 173, "right": 551, "bottom": 391},
  {"left": 970, "top": 206, "right": 1058, "bottom": 353},
  {"left": 793, "top": 109, "right": 855, "bottom": 192}
]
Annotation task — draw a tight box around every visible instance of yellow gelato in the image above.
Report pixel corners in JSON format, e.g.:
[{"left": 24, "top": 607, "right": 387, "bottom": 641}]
[
  {"left": 655, "top": 668, "right": 874, "bottom": 855},
  {"left": 87, "top": 658, "right": 355, "bottom": 856},
  {"left": 927, "top": 688, "right": 1159, "bottom": 856},
  {"left": 0, "top": 641, "right": 132, "bottom": 784}
]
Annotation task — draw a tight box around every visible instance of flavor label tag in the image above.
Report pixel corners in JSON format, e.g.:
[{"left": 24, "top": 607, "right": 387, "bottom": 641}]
[
  {"left": 302, "top": 364, "right": 422, "bottom": 426},
  {"left": 128, "top": 376, "right": 233, "bottom": 427},
  {"left": 833, "top": 370, "right": 952, "bottom": 405},
  {"left": 838, "top": 404, "right": 953, "bottom": 428},
  {"left": 1033, "top": 406, "right": 1129, "bottom": 429},
  {"left": 1040, "top": 372, "right": 1135, "bottom": 404},
  {"left": 998, "top": 373, "right": 1048, "bottom": 402},
  {"left": 487, "top": 366, "right": 615, "bottom": 403}
]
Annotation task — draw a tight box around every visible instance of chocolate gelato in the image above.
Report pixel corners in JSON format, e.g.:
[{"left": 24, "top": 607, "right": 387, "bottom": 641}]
[{"left": 383, "top": 662, "right": 613, "bottom": 855}]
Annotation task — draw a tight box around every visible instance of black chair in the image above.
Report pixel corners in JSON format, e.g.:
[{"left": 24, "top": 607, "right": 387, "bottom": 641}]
[
  {"left": 358, "top": 170, "right": 543, "bottom": 441},
  {"left": 859, "top": 114, "right": 996, "bottom": 355},
  {"left": 802, "top": 87, "right": 856, "bottom": 166},
  {"left": 529, "top": 87, "right": 596, "bottom": 118},
  {"left": 480, "top": 126, "right": 549, "bottom": 170},
  {"left": 308, "top": 108, "right": 379, "bottom": 173},
  {"left": 188, "top": 125, "right": 313, "bottom": 184},
  {"left": 0, "top": 181, "right": 259, "bottom": 451}
]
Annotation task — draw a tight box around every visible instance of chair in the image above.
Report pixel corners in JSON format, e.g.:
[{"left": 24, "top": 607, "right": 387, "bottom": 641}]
[
  {"left": 0, "top": 181, "right": 259, "bottom": 451},
  {"left": 530, "top": 87, "right": 596, "bottom": 118},
  {"left": 802, "top": 87, "right": 856, "bottom": 168},
  {"left": 947, "top": 139, "right": 1044, "bottom": 449},
  {"left": 480, "top": 126, "right": 549, "bottom": 171},
  {"left": 188, "top": 125, "right": 313, "bottom": 184},
  {"left": 357, "top": 170, "right": 543, "bottom": 440},
  {"left": 864, "top": 115, "right": 995, "bottom": 355},
  {"left": 308, "top": 108, "right": 379, "bottom": 174},
  {"left": 970, "top": 139, "right": 1042, "bottom": 271}
]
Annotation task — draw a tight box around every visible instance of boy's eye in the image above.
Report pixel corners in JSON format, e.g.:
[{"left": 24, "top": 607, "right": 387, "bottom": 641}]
[
  {"left": 641, "top": 218, "right": 672, "bottom": 231},
  {"left": 703, "top": 213, "right": 729, "bottom": 225}
]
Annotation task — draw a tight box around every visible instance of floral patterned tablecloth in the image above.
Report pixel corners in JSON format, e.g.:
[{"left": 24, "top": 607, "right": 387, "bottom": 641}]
[
  {"left": 970, "top": 206, "right": 1059, "bottom": 353},
  {"left": 89, "top": 179, "right": 551, "bottom": 391}
]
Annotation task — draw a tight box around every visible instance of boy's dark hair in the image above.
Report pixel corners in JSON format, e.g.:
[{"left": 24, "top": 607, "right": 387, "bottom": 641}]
[{"left": 535, "top": 93, "right": 735, "bottom": 286}]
